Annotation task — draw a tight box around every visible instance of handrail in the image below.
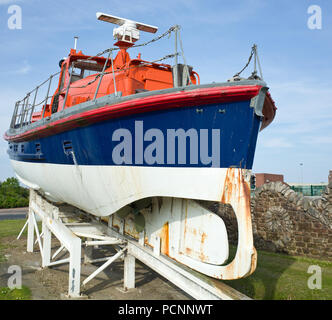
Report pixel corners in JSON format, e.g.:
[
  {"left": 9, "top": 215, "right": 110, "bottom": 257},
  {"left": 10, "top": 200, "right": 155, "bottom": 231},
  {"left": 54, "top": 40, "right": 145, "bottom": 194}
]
[
  {"left": 9, "top": 25, "right": 197, "bottom": 130},
  {"left": 10, "top": 71, "right": 60, "bottom": 128},
  {"left": 93, "top": 51, "right": 112, "bottom": 101},
  {"left": 16, "top": 71, "right": 60, "bottom": 105}
]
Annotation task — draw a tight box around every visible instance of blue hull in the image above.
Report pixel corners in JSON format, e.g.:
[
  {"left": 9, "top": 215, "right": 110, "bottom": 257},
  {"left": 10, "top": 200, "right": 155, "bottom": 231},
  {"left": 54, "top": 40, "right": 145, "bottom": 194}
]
[{"left": 8, "top": 99, "right": 261, "bottom": 169}]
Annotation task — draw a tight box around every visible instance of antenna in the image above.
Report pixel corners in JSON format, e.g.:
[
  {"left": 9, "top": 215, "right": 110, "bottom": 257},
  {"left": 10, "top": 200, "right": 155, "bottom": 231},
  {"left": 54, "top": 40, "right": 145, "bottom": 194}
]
[
  {"left": 96, "top": 12, "right": 158, "bottom": 47},
  {"left": 74, "top": 36, "right": 78, "bottom": 50}
]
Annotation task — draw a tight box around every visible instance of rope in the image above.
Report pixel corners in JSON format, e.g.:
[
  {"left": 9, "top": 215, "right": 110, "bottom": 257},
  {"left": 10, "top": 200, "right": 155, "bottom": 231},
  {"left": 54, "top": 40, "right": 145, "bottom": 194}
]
[
  {"left": 177, "top": 27, "right": 193, "bottom": 85},
  {"left": 233, "top": 44, "right": 264, "bottom": 80},
  {"left": 256, "top": 50, "right": 264, "bottom": 80},
  {"left": 233, "top": 46, "right": 255, "bottom": 78}
]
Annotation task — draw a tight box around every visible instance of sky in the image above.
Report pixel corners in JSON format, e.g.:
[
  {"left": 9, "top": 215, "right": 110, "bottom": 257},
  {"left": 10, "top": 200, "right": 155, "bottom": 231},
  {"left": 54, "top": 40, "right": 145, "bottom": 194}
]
[{"left": 0, "top": 0, "right": 331, "bottom": 184}]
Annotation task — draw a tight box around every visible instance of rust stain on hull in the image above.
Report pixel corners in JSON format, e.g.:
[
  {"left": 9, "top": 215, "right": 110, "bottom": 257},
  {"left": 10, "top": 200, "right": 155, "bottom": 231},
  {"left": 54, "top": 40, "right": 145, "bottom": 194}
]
[
  {"left": 218, "top": 168, "right": 258, "bottom": 280},
  {"left": 199, "top": 231, "right": 208, "bottom": 262},
  {"left": 160, "top": 221, "right": 169, "bottom": 256},
  {"left": 221, "top": 168, "right": 235, "bottom": 204}
]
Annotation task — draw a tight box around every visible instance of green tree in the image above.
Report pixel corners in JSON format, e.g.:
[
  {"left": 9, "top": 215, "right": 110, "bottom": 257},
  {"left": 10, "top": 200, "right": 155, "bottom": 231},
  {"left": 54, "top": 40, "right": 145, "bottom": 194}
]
[{"left": 0, "top": 177, "right": 29, "bottom": 209}]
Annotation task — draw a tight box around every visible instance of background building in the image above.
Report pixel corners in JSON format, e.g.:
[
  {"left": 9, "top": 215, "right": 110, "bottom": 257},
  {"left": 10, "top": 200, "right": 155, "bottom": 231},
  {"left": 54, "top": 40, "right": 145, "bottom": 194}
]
[
  {"left": 251, "top": 170, "right": 331, "bottom": 193},
  {"left": 254, "top": 173, "right": 284, "bottom": 188}
]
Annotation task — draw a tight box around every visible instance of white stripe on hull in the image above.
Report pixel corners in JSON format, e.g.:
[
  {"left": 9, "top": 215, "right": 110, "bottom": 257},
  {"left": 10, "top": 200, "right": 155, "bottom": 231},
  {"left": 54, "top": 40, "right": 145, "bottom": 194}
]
[{"left": 11, "top": 160, "right": 238, "bottom": 217}]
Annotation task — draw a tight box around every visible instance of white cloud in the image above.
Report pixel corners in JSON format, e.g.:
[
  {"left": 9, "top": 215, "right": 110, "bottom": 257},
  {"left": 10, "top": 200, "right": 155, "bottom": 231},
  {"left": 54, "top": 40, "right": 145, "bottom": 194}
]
[
  {"left": 0, "top": 61, "right": 31, "bottom": 75},
  {"left": 260, "top": 137, "right": 293, "bottom": 148},
  {"left": 263, "top": 77, "right": 332, "bottom": 144},
  {"left": 270, "top": 80, "right": 332, "bottom": 99},
  {"left": 15, "top": 61, "right": 31, "bottom": 74},
  {"left": 302, "top": 136, "right": 332, "bottom": 145},
  {"left": 275, "top": 117, "right": 332, "bottom": 136},
  {"left": 0, "top": 0, "right": 22, "bottom": 5}
]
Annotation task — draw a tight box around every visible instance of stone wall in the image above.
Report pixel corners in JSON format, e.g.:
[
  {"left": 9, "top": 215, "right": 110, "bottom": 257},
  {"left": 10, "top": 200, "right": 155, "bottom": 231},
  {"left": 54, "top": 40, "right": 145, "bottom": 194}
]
[{"left": 214, "top": 182, "right": 332, "bottom": 261}]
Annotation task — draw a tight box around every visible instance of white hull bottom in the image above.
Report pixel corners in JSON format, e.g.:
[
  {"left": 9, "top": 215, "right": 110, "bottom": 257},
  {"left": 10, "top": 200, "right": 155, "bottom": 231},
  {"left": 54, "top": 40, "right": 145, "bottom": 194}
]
[
  {"left": 11, "top": 160, "right": 237, "bottom": 217},
  {"left": 12, "top": 160, "right": 257, "bottom": 279}
]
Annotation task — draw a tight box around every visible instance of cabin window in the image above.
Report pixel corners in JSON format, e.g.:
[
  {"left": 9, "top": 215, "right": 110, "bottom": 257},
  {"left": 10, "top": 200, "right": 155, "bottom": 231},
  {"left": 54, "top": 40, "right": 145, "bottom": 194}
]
[
  {"left": 69, "top": 60, "right": 105, "bottom": 84},
  {"left": 69, "top": 65, "right": 84, "bottom": 83}
]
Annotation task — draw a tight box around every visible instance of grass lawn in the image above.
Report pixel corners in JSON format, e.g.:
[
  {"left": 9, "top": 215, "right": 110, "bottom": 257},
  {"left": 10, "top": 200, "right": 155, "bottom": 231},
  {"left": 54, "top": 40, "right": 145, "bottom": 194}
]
[
  {"left": 0, "top": 219, "right": 28, "bottom": 238},
  {"left": 0, "top": 286, "right": 31, "bottom": 300},
  {"left": 224, "top": 246, "right": 332, "bottom": 300},
  {"left": 0, "top": 219, "right": 29, "bottom": 263},
  {"left": 0, "top": 219, "right": 331, "bottom": 300},
  {"left": 0, "top": 219, "right": 36, "bottom": 300}
]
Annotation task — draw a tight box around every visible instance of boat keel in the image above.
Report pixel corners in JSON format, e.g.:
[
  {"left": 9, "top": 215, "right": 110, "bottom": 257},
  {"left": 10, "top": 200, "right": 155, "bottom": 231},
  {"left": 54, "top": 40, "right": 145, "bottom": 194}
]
[{"left": 110, "top": 168, "right": 257, "bottom": 280}]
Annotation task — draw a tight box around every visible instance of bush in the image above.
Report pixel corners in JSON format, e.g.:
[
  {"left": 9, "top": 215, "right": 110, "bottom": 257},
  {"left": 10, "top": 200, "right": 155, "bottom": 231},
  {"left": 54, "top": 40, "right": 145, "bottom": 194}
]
[{"left": 0, "top": 177, "right": 29, "bottom": 209}]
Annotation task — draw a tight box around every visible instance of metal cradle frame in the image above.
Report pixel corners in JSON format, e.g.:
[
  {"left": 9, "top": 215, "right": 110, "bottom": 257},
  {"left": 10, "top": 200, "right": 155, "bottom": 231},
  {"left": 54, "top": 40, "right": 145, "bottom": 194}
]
[{"left": 18, "top": 189, "right": 251, "bottom": 300}]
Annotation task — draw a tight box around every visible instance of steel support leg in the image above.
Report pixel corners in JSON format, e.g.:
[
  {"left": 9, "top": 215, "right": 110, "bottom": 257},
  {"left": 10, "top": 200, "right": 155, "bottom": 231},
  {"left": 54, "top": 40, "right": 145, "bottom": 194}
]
[
  {"left": 68, "top": 238, "right": 82, "bottom": 297},
  {"left": 123, "top": 254, "right": 135, "bottom": 290},
  {"left": 84, "top": 238, "right": 93, "bottom": 264},
  {"left": 30, "top": 195, "right": 83, "bottom": 297},
  {"left": 27, "top": 209, "right": 34, "bottom": 252},
  {"left": 42, "top": 221, "right": 52, "bottom": 268}
]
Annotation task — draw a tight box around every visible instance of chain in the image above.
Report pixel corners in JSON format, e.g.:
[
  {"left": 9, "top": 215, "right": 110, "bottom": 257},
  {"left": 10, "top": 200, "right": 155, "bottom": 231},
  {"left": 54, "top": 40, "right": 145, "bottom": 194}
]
[
  {"left": 132, "top": 25, "right": 178, "bottom": 49},
  {"left": 68, "top": 26, "right": 180, "bottom": 89},
  {"left": 14, "top": 26, "right": 180, "bottom": 118},
  {"left": 150, "top": 53, "right": 179, "bottom": 63},
  {"left": 86, "top": 25, "right": 178, "bottom": 61}
]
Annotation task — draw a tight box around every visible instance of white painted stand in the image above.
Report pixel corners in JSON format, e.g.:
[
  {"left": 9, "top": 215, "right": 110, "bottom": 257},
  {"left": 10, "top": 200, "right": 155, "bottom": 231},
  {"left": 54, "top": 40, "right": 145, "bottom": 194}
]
[
  {"left": 26, "top": 201, "right": 82, "bottom": 297},
  {"left": 123, "top": 254, "right": 136, "bottom": 290},
  {"left": 18, "top": 189, "right": 251, "bottom": 300},
  {"left": 19, "top": 190, "right": 126, "bottom": 298}
]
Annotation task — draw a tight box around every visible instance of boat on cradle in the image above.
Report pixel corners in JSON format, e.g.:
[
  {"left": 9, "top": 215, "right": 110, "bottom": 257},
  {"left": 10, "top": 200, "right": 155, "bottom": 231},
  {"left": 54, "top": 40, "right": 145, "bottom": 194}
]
[{"left": 4, "top": 12, "right": 276, "bottom": 280}]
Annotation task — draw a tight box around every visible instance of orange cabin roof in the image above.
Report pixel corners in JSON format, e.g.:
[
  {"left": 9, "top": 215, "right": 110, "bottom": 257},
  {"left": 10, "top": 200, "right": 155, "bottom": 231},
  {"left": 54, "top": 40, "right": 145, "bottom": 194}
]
[{"left": 38, "top": 48, "right": 199, "bottom": 119}]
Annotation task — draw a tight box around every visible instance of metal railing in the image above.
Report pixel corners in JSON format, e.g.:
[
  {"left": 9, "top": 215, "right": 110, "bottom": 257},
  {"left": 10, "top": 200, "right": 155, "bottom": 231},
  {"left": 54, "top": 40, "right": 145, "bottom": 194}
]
[
  {"left": 10, "top": 71, "right": 60, "bottom": 129},
  {"left": 9, "top": 25, "right": 195, "bottom": 130}
]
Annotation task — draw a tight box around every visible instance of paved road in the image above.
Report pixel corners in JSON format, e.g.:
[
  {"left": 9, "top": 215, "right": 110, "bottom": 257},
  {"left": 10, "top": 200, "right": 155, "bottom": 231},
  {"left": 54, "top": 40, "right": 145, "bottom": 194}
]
[{"left": 0, "top": 207, "right": 28, "bottom": 220}]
